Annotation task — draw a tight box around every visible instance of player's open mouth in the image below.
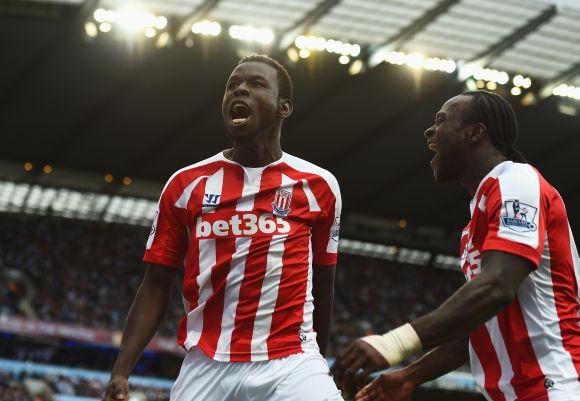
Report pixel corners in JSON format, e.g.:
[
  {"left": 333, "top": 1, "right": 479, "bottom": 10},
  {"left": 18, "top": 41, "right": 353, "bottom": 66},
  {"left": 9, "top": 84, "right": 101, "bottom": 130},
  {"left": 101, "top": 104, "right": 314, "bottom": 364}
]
[
  {"left": 428, "top": 142, "right": 439, "bottom": 165},
  {"left": 230, "top": 102, "right": 251, "bottom": 126}
]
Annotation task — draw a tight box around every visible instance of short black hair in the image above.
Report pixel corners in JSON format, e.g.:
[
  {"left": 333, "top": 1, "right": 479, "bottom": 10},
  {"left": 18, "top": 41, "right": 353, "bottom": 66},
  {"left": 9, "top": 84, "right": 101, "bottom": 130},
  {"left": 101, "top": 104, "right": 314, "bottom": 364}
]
[
  {"left": 461, "top": 90, "right": 526, "bottom": 163},
  {"left": 237, "top": 54, "right": 293, "bottom": 100}
]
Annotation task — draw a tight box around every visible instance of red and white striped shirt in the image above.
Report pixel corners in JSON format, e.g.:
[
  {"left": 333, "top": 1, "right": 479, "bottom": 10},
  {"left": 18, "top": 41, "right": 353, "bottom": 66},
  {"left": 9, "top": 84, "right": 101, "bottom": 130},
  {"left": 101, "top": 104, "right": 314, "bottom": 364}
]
[
  {"left": 144, "top": 151, "right": 341, "bottom": 362},
  {"left": 461, "top": 161, "right": 580, "bottom": 401}
]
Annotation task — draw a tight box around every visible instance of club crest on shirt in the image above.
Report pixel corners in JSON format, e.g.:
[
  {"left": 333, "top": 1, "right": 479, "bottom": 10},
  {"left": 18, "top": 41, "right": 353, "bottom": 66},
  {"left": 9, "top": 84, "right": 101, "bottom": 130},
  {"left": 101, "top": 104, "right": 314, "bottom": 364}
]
[
  {"left": 272, "top": 189, "right": 292, "bottom": 217},
  {"left": 501, "top": 200, "right": 538, "bottom": 232}
]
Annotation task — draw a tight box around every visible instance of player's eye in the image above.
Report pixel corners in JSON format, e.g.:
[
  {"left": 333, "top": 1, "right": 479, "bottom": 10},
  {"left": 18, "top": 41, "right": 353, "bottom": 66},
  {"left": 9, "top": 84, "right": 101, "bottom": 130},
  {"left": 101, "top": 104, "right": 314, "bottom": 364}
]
[
  {"left": 227, "top": 81, "right": 238, "bottom": 90},
  {"left": 252, "top": 80, "right": 265, "bottom": 87}
]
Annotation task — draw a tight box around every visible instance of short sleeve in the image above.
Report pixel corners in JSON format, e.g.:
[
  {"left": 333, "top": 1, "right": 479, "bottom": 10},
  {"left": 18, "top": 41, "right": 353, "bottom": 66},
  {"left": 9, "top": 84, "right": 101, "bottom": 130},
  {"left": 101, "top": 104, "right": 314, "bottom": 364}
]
[
  {"left": 481, "top": 168, "right": 546, "bottom": 267},
  {"left": 143, "top": 177, "right": 189, "bottom": 268},
  {"left": 311, "top": 174, "right": 342, "bottom": 266}
]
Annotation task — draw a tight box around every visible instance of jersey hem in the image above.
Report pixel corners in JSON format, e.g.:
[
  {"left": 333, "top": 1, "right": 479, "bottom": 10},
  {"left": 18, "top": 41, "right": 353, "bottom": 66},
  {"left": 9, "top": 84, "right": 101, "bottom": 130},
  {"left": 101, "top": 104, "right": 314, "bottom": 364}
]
[
  {"left": 143, "top": 253, "right": 183, "bottom": 268},
  {"left": 186, "top": 341, "right": 318, "bottom": 362}
]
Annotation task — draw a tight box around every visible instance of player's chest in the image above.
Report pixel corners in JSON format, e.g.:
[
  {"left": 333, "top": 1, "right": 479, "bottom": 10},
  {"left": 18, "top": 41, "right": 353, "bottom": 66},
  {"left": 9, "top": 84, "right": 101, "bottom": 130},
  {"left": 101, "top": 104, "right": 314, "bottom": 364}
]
[
  {"left": 459, "top": 212, "right": 489, "bottom": 281},
  {"left": 186, "top": 174, "right": 317, "bottom": 239}
]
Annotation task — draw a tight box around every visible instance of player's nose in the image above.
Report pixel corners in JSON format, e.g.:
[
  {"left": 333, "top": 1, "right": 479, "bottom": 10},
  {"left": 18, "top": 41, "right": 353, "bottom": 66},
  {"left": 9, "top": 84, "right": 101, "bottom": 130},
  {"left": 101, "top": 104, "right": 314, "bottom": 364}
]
[{"left": 424, "top": 124, "right": 435, "bottom": 139}]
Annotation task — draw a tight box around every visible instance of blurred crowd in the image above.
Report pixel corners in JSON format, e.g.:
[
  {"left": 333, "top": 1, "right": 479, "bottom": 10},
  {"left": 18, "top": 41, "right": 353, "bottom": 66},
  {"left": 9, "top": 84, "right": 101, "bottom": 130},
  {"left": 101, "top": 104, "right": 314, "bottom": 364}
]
[
  {"left": 0, "top": 369, "right": 170, "bottom": 401},
  {"left": 1, "top": 370, "right": 30, "bottom": 401},
  {"left": 0, "top": 212, "right": 465, "bottom": 357}
]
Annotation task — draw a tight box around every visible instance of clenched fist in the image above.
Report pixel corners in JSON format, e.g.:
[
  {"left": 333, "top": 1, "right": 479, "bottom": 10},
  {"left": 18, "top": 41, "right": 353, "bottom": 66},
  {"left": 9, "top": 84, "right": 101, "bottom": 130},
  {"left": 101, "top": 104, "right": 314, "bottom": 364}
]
[
  {"left": 331, "top": 338, "right": 390, "bottom": 395},
  {"left": 103, "top": 374, "right": 129, "bottom": 401}
]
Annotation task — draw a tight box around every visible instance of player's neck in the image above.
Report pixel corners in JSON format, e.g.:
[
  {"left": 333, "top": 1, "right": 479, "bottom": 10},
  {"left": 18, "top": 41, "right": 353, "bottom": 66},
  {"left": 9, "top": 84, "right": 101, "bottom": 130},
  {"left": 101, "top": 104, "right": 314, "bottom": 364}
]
[
  {"left": 460, "top": 152, "right": 508, "bottom": 197},
  {"left": 227, "top": 132, "right": 283, "bottom": 167}
]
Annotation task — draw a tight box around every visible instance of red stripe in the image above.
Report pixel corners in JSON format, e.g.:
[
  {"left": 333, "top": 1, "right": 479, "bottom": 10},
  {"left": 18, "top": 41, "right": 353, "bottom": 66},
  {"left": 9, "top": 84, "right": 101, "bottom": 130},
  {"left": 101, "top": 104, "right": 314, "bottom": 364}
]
[
  {"left": 279, "top": 164, "right": 338, "bottom": 265},
  {"left": 267, "top": 183, "right": 311, "bottom": 359},
  {"left": 470, "top": 325, "right": 506, "bottom": 401},
  {"left": 197, "top": 165, "right": 243, "bottom": 358},
  {"left": 546, "top": 191, "right": 580, "bottom": 377},
  {"left": 229, "top": 168, "right": 281, "bottom": 361},
  {"left": 497, "top": 301, "right": 549, "bottom": 401}
]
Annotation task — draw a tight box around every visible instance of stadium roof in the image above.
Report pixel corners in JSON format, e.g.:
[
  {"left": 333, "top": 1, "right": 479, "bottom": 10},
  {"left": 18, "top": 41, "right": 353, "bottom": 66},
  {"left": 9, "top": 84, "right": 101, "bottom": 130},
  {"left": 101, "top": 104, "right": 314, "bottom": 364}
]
[{"left": 1, "top": 0, "right": 580, "bottom": 247}]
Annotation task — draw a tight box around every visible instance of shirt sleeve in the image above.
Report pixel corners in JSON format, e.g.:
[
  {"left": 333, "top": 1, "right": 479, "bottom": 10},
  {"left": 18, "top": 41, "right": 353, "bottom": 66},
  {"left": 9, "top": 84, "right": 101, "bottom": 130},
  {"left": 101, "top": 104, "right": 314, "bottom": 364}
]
[
  {"left": 481, "top": 168, "right": 546, "bottom": 267},
  {"left": 311, "top": 174, "right": 342, "bottom": 267},
  {"left": 143, "top": 176, "right": 189, "bottom": 268}
]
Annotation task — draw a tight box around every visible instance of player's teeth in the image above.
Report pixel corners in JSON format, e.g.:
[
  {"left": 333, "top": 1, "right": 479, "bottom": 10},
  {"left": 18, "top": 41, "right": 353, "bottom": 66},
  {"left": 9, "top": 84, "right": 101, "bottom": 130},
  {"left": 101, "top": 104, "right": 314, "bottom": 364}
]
[
  {"left": 232, "top": 118, "right": 247, "bottom": 125},
  {"left": 429, "top": 144, "right": 438, "bottom": 151}
]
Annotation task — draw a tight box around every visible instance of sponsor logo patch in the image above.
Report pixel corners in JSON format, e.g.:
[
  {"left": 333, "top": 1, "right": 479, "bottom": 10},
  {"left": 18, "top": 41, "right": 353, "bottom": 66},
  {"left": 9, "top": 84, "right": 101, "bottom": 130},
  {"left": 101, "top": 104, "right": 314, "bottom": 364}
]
[
  {"left": 195, "top": 212, "right": 293, "bottom": 239},
  {"left": 501, "top": 200, "right": 538, "bottom": 232}
]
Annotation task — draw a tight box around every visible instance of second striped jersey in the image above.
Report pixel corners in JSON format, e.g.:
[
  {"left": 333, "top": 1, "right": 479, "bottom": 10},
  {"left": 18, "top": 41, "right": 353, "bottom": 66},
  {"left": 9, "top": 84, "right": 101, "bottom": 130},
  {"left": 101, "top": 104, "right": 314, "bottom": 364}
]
[{"left": 461, "top": 161, "right": 580, "bottom": 401}]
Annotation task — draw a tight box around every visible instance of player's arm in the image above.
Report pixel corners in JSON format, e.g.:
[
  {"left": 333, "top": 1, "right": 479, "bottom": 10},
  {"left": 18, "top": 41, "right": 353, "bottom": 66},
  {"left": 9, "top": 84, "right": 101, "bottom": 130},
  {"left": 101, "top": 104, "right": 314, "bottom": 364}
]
[
  {"left": 354, "top": 337, "right": 469, "bottom": 400},
  {"left": 411, "top": 250, "right": 532, "bottom": 348},
  {"left": 312, "top": 264, "right": 336, "bottom": 356},
  {"left": 104, "top": 264, "right": 178, "bottom": 401},
  {"left": 332, "top": 250, "right": 532, "bottom": 392}
]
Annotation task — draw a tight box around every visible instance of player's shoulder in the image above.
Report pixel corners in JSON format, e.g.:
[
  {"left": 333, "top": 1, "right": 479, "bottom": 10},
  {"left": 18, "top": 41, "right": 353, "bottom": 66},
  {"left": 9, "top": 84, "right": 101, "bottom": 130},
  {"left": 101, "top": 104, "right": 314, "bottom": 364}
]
[
  {"left": 281, "top": 152, "right": 340, "bottom": 191},
  {"left": 496, "top": 162, "right": 554, "bottom": 193},
  {"left": 163, "top": 152, "right": 225, "bottom": 191}
]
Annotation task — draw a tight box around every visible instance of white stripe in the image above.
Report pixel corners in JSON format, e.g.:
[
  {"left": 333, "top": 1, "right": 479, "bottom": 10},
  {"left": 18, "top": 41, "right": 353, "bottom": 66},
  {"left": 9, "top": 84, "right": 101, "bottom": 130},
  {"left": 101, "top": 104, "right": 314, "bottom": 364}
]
[
  {"left": 301, "top": 179, "right": 321, "bottom": 212},
  {"left": 184, "top": 237, "right": 215, "bottom": 350},
  {"left": 497, "top": 164, "right": 541, "bottom": 248},
  {"left": 201, "top": 168, "right": 224, "bottom": 213},
  {"left": 478, "top": 194, "right": 487, "bottom": 212},
  {"left": 250, "top": 234, "right": 286, "bottom": 358},
  {"left": 484, "top": 317, "right": 517, "bottom": 401},
  {"left": 236, "top": 169, "right": 261, "bottom": 211},
  {"left": 300, "top": 236, "right": 317, "bottom": 352},
  {"left": 469, "top": 341, "right": 493, "bottom": 401},
  {"left": 174, "top": 176, "right": 207, "bottom": 209},
  {"left": 214, "top": 173, "right": 261, "bottom": 359},
  {"left": 518, "top": 235, "right": 580, "bottom": 397},
  {"left": 214, "top": 237, "right": 251, "bottom": 360}
]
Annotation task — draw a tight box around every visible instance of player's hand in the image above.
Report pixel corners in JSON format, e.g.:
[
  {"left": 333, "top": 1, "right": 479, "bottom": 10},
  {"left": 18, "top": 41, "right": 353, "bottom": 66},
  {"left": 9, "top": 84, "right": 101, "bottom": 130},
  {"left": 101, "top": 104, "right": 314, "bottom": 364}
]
[
  {"left": 103, "top": 374, "right": 129, "bottom": 401},
  {"left": 330, "top": 338, "right": 390, "bottom": 395},
  {"left": 355, "top": 370, "right": 415, "bottom": 401}
]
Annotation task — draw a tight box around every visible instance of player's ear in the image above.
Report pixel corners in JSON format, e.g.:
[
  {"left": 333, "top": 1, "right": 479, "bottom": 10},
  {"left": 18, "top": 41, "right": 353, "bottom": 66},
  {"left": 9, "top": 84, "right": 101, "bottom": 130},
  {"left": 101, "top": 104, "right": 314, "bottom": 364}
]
[
  {"left": 278, "top": 98, "right": 293, "bottom": 119},
  {"left": 467, "top": 122, "right": 486, "bottom": 143}
]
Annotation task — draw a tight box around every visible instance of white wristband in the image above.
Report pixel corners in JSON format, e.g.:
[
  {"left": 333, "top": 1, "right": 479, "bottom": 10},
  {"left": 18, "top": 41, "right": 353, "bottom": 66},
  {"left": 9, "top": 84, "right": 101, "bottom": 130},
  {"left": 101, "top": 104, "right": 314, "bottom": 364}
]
[{"left": 361, "top": 323, "right": 422, "bottom": 366}]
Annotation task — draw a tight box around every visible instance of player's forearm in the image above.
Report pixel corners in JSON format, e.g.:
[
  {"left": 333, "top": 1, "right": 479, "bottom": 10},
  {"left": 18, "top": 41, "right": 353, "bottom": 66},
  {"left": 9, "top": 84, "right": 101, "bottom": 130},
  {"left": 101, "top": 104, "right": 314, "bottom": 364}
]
[
  {"left": 112, "top": 265, "right": 177, "bottom": 378},
  {"left": 411, "top": 272, "right": 515, "bottom": 350},
  {"left": 312, "top": 266, "right": 336, "bottom": 356},
  {"left": 402, "top": 336, "right": 469, "bottom": 386}
]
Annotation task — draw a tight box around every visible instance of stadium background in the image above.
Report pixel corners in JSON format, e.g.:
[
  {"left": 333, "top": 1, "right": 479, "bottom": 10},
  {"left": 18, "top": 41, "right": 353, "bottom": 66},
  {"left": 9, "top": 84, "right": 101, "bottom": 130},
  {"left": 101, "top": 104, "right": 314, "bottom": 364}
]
[{"left": 1, "top": 0, "right": 580, "bottom": 400}]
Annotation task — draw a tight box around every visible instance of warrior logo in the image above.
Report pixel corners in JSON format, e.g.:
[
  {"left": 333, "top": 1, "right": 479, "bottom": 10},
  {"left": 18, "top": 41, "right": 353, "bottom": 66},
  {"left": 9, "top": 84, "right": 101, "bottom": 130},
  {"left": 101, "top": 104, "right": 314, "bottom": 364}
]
[{"left": 272, "top": 189, "right": 292, "bottom": 217}]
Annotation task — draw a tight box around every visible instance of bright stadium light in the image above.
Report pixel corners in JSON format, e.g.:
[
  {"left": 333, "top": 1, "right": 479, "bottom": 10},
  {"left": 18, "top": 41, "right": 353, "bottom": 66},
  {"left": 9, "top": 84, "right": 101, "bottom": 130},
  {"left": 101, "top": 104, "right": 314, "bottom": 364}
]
[
  {"left": 93, "top": 8, "right": 107, "bottom": 23},
  {"left": 229, "top": 25, "right": 274, "bottom": 44},
  {"left": 299, "top": 48, "right": 310, "bottom": 59},
  {"left": 84, "top": 21, "right": 98, "bottom": 38},
  {"left": 348, "top": 59, "right": 365, "bottom": 75},
  {"left": 192, "top": 20, "right": 221, "bottom": 36},
  {"left": 383, "top": 51, "right": 456, "bottom": 74},
  {"left": 294, "top": 35, "right": 361, "bottom": 58},
  {"left": 287, "top": 47, "right": 299, "bottom": 63},
  {"left": 511, "top": 87, "right": 522, "bottom": 96},
  {"left": 99, "top": 22, "right": 112, "bottom": 33},
  {"left": 339, "top": 55, "right": 350, "bottom": 64},
  {"left": 406, "top": 52, "right": 425, "bottom": 69},
  {"left": 553, "top": 84, "right": 580, "bottom": 100},
  {"left": 145, "top": 28, "right": 156, "bottom": 38},
  {"left": 155, "top": 16, "right": 167, "bottom": 30}
]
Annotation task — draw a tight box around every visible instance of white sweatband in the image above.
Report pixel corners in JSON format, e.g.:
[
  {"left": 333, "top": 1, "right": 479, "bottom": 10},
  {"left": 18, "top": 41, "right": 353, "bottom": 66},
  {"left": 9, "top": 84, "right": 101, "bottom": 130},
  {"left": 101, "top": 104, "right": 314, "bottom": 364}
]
[{"left": 361, "top": 323, "right": 422, "bottom": 366}]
